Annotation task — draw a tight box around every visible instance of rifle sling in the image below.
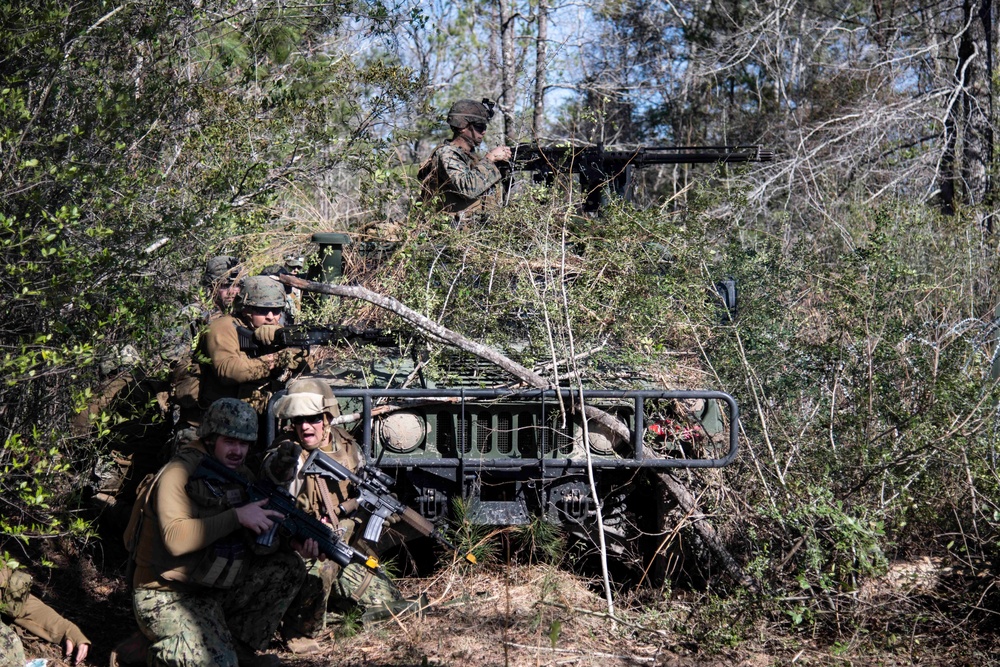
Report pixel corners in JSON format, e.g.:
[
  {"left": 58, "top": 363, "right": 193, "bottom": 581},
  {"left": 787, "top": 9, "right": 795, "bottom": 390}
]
[{"left": 316, "top": 475, "right": 341, "bottom": 523}]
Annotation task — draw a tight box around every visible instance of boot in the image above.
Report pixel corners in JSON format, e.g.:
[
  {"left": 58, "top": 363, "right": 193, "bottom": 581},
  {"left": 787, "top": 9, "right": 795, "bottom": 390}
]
[
  {"left": 360, "top": 593, "right": 428, "bottom": 624},
  {"left": 109, "top": 631, "right": 150, "bottom": 667}
]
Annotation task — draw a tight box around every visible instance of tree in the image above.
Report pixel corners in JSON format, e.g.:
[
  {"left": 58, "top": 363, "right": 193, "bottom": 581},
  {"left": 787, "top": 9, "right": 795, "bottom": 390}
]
[{"left": 0, "top": 0, "right": 419, "bottom": 542}]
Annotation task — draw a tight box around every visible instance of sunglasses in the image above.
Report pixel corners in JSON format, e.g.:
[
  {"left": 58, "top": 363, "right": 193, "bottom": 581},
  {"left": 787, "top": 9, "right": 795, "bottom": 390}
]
[
  {"left": 470, "top": 122, "right": 488, "bottom": 133},
  {"left": 290, "top": 414, "right": 324, "bottom": 425},
  {"left": 249, "top": 306, "right": 283, "bottom": 316}
]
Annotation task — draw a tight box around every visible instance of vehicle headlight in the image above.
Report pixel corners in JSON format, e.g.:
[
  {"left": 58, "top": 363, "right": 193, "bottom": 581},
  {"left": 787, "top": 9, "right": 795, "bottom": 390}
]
[{"left": 378, "top": 411, "right": 426, "bottom": 453}]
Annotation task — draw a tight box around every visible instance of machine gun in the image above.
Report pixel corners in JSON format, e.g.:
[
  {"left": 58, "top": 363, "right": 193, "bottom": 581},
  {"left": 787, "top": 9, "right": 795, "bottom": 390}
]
[
  {"left": 195, "top": 454, "right": 381, "bottom": 570},
  {"left": 236, "top": 324, "right": 398, "bottom": 358},
  {"left": 302, "top": 449, "right": 477, "bottom": 564},
  {"left": 501, "top": 143, "right": 775, "bottom": 211}
]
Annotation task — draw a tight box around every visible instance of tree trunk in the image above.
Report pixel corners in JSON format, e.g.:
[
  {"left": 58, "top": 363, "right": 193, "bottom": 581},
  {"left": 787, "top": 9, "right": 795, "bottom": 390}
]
[
  {"left": 941, "top": 0, "right": 996, "bottom": 217},
  {"left": 497, "top": 0, "right": 517, "bottom": 143},
  {"left": 532, "top": 0, "right": 548, "bottom": 138}
]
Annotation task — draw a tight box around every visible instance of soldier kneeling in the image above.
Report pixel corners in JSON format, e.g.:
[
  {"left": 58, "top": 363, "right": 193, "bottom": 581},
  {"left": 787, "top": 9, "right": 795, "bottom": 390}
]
[{"left": 124, "top": 398, "right": 309, "bottom": 667}]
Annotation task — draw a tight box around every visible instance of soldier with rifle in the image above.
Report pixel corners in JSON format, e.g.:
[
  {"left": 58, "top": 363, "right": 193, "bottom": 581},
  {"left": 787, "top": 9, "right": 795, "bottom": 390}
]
[
  {"left": 261, "top": 380, "right": 421, "bottom": 653},
  {"left": 122, "top": 398, "right": 313, "bottom": 667},
  {"left": 419, "top": 98, "right": 512, "bottom": 221},
  {"left": 199, "top": 275, "right": 310, "bottom": 416}
]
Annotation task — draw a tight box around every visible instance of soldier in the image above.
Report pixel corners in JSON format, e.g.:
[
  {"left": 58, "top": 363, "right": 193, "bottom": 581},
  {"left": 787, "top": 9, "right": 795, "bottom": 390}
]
[
  {"left": 126, "top": 398, "right": 308, "bottom": 667},
  {"left": 204, "top": 255, "right": 242, "bottom": 314},
  {"left": 199, "top": 275, "right": 309, "bottom": 415},
  {"left": 283, "top": 254, "right": 304, "bottom": 277},
  {"left": 419, "top": 98, "right": 512, "bottom": 218},
  {"left": 0, "top": 564, "right": 91, "bottom": 666},
  {"left": 262, "top": 380, "right": 413, "bottom": 653},
  {"left": 282, "top": 254, "right": 304, "bottom": 318},
  {"left": 165, "top": 255, "right": 244, "bottom": 438},
  {"left": 73, "top": 345, "right": 170, "bottom": 527}
]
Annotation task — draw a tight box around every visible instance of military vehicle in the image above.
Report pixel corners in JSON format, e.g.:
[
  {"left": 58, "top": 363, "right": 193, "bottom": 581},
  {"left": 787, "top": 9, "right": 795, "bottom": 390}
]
[{"left": 265, "top": 233, "right": 740, "bottom": 581}]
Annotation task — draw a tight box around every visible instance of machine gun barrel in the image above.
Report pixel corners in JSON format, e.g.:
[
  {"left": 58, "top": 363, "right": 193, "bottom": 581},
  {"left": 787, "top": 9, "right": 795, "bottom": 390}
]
[
  {"left": 612, "top": 145, "right": 775, "bottom": 165},
  {"left": 501, "top": 142, "right": 774, "bottom": 211},
  {"left": 195, "top": 455, "right": 380, "bottom": 570},
  {"left": 302, "top": 450, "right": 477, "bottom": 564}
]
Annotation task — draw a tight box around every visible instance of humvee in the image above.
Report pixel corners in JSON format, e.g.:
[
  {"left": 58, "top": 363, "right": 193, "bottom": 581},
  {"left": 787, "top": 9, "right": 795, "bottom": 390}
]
[{"left": 266, "top": 233, "right": 740, "bottom": 579}]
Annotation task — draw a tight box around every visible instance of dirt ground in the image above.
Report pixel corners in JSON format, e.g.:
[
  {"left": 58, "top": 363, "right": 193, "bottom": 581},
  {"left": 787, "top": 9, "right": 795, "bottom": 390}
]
[
  {"left": 14, "top": 546, "right": 756, "bottom": 667},
  {"left": 13, "top": 547, "right": 1000, "bottom": 667}
]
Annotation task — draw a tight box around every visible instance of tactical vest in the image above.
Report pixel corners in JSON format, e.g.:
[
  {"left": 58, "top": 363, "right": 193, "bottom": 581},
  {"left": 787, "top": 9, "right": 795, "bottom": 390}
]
[{"left": 183, "top": 465, "right": 253, "bottom": 589}]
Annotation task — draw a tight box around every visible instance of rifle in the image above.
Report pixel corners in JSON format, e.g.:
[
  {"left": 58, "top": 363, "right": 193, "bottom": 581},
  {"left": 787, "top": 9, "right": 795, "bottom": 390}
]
[
  {"left": 236, "top": 324, "right": 398, "bottom": 358},
  {"left": 195, "top": 454, "right": 380, "bottom": 570},
  {"left": 501, "top": 143, "right": 775, "bottom": 211},
  {"left": 302, "top": 449, "right": 477, "bottom": 564}
]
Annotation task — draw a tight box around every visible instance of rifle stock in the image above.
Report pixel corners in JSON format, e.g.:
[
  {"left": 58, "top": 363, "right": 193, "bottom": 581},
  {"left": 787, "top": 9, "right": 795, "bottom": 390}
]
[
  {"left": 195, "top": 455, "right": 380, "bottom": 570},
  {"left": 302, "top": 450, "right": 477, "bottom": 564}
]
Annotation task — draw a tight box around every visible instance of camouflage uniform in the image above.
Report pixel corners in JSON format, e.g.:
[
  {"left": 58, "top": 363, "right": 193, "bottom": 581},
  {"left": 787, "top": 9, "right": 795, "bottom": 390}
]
[
  {"left": 266, "top": 381, "right": 404, "bottom": 639},
  {"left": 0, "top": 622, "right": 22, "bottom": 667},
  {"left": 128, "top": 399, "right": 306, "bottom": 667},
  {"left": 420, "top": 141, "right": 503, "bottom": 215},
  {"left": 0, "top": 566, "right": 90, "bottom": 667},
  {"left": 420, "top": 98, "right": 504, "bottom": 217},
  {"left": 133, "top": 549, "right": 303, "bottom": 666}
]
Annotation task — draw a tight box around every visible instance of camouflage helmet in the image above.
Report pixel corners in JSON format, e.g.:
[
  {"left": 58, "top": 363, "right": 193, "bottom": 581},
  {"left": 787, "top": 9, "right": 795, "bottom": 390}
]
[
  {"left": 283, "top": 254, "right": 304, "bottom": 270},
  {"left": 99, "top": 344, "right": 142, "bottom": 377},
  {"left": 204, "top": 255, "right": 240, "bottom": 288},
  {"left": 235, "top": 275, "right": 286, "bottom": 311},
  {"left": 273, "top": 378, "right": 341, "bottom": 419},
  {"left": 447, "top": 99, "right": 495, "bottom": 130},
  {"left": 198, "top": 397, "right": 258, "bottom": 442}
]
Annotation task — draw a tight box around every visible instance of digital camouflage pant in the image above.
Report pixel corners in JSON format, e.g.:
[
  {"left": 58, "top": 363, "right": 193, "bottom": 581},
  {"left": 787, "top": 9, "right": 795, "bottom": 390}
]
[
  {"left": 134, "top": 550, "right": 305, "bottom": 667},
  {"left": 0, "top": 621, "right": 25, "bottom": 667},
  {"left": 283, "top": 558, "right": 402, "bottom": 638}
]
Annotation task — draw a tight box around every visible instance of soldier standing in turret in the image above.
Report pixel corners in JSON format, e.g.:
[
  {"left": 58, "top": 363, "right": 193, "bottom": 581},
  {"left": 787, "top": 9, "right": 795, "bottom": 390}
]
[{"left": 419, "top": 98, "right": 512, "bottom": 219}]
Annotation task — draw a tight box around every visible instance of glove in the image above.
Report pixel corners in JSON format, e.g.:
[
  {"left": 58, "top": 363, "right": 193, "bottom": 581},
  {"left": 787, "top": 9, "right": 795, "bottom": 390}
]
[
  {"left": 264, "top": 438, "right": 302, "bottom": 483},
  {"left": 277, "top": 347, "right": 310, "bottom": 372},
  {"left": 254, "top": 325, "right": 281, "bottom": 346},
  {"left": 385, "top": 511, "right": 403, "bottom": 526}
]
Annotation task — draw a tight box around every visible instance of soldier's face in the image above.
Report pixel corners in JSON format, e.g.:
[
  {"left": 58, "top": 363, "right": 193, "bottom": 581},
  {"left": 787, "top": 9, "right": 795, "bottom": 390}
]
[
  {"left": 248, "top": 306, "right": 281, "bottom": 328},
  {"left": 463, "top": 122, "right": 486, "bottom": 146},
  {"left": 216, "top": 284, "right": 239, "bottom": 309},
  {"left": 292, "top": 413, "right": 327, "bottom": 451},
  {"left": 213, "top": 435, "right": 251, "bottom": 469}
]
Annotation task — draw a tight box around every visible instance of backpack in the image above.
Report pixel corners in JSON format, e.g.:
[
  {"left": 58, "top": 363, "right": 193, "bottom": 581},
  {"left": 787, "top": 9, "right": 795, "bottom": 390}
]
[{"left": 122, "top": 467, "right": 167, "bottom": 588}]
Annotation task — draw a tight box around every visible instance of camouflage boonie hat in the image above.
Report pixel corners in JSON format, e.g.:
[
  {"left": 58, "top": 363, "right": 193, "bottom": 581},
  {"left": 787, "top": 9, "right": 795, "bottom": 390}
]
[
  {"left": 204, "top": 255, "right": 240, "bottom": 287},
  {"left": 447, "top": 99, "right": 491, "bottom": 129},
  {"left": 198, "top": 397, "right": 258, "bottom": 442},
  {"left": 283, "top": 254, "right": 304, "bottom": 270},
  {"left": 235, "top": 275, "right": 286, "bottom": 311}
]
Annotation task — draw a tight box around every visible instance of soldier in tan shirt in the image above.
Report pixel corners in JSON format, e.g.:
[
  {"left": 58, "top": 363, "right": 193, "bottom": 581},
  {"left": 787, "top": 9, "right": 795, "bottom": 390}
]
[
  {"left": 198, "top": 275, "right": 309, "bottom": 414},
  {"left": 0, "top": 565, "right": 90, "bottom": 666},
  {"left": 127, "top": 398, "right": 309, "bottom": 667},
  {"left": 262, "top": 379, "right": 406, "bottom": 653}
]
